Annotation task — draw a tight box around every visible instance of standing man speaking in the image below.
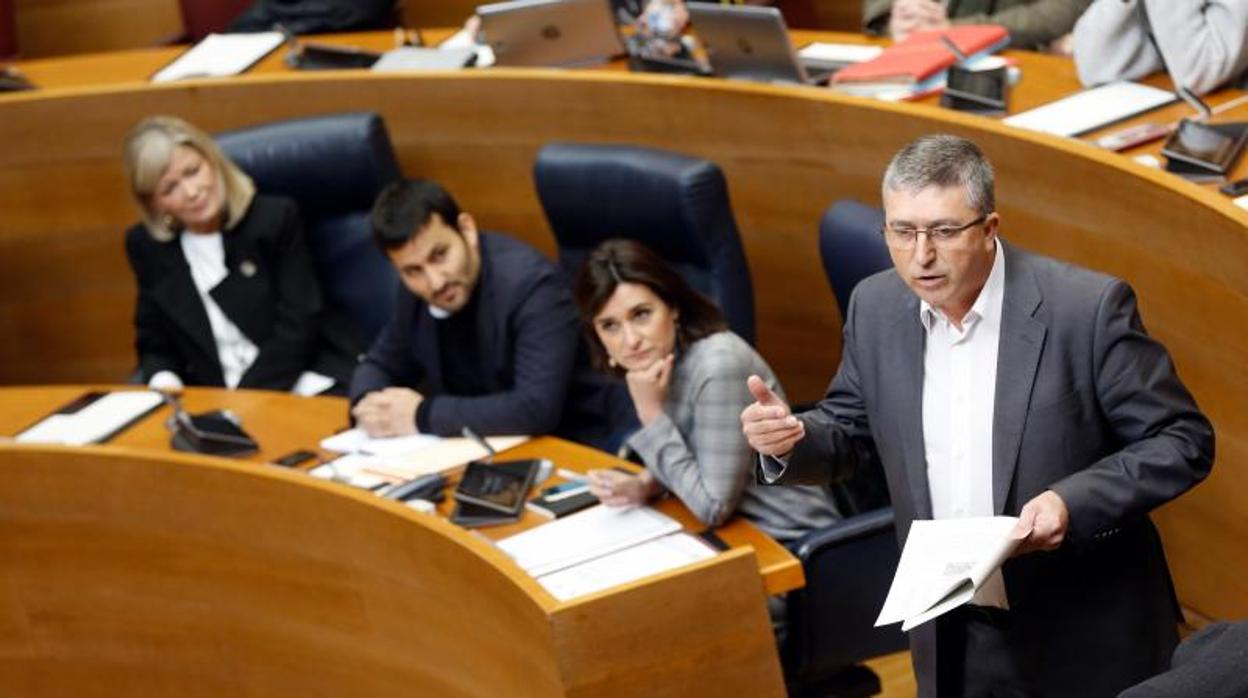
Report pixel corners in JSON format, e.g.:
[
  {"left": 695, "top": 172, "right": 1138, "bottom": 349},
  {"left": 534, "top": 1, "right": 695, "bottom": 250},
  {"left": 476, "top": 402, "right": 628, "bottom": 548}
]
[{"left": 742, "top": 135, "right": 1213, "bottom": 696}]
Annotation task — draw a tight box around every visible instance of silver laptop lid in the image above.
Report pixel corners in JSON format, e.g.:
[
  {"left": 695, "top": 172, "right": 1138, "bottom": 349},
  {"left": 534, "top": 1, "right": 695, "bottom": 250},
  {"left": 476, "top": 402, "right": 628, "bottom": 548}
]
[
  {"left": 478, "top": 0, "right": 625, "bottom": 68},
  {"left": 687, "top": 4, "right": 808, "bottom": 84}
]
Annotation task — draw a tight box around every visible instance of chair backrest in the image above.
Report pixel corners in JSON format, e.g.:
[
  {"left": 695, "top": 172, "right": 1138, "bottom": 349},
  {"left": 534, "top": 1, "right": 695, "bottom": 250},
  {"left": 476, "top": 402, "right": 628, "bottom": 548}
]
[
  {"left": 534, "top": 142, "right": 756, "bottom": 345},
  {"left": 217, "top": 112, "right": 402, "bottom": 346},
  {"left": 0, "top": 0, "right": 16, "bottom": 58},
  {"left": 816, "top": 199, "right": 893, "bottom": 517},
  {"left": 818, "top": 199, "right": 891, "bottom": 319},
  {"left": 786, "top": 200, "right": 905, "bottom": 687},
  {"left": 178, "top": 0, "right": 253, "bottom": 41}
]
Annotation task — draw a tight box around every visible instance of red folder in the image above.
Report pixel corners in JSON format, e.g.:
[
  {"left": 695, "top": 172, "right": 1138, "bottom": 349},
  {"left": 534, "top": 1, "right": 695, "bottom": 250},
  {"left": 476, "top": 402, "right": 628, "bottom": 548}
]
[{"left": 833, "top": 24, "right": 1010, "bottom": 85}]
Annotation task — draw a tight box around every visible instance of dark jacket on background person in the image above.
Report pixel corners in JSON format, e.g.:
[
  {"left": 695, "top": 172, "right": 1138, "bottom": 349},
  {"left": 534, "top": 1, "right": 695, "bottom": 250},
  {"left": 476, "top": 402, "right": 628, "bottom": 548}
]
[
  {"left": 229, "top": 0, "right": 395, "bottom": 35},
  {"left": 350, "top": 232, "right": 630, "bottom": 447}
]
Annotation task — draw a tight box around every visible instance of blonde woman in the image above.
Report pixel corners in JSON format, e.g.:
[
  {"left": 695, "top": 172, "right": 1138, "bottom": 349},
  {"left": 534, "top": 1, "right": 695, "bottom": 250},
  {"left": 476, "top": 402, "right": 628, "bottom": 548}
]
[{"left": 123, "top": 116, "right": 356, "bottom": 394}]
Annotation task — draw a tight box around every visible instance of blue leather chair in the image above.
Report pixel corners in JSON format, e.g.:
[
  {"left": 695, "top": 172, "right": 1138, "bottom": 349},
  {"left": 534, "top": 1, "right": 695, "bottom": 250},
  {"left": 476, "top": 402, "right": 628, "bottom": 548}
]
[
  {"left": 533, "top": 142, "right": 756, "bottom": 345},
  {"left": 781, "top": 199, "right": 906, "bottom": 698},
  {"left": 216, "top": 112, "right": 402, "bottom": 347},
  {"left": 818, "top": 199, "right": 892, "bottom": 320}
]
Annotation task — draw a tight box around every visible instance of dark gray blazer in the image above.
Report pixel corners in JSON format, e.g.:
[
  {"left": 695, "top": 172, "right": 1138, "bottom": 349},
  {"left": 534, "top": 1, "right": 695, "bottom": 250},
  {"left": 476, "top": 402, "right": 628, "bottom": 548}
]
[{"left": 771, "top": 241, "right": 1213, "bottom": 696}]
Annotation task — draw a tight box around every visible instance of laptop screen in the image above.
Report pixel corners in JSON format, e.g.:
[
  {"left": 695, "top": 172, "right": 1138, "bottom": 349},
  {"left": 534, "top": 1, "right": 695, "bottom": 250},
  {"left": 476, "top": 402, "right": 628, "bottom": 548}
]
[
  {"left": 479, "top": 0, "right": 625, "bottom": 67},
  {"left": 687, "top": 4, "right": 808, "bottom": 84}
]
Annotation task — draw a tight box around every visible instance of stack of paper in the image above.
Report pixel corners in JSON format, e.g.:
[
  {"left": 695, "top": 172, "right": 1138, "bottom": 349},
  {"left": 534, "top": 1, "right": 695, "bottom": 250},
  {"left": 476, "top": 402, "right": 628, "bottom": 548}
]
[
  {"left": 797, "top": 42, "right": 883, "bottom": 69},
  {"left": 16, "top": 391, "right": 165, "bottom": 445},
  {"left": 151, "top": 32, "right": 284, "bottom": 83},
  {"left": 497, "top": 505, "right": 684, "bottom": 577},
  {"left": 319, "top": 428, "right": 528, "bottom": 480},
  {"left": 496, "top": 505, "right": 719, "bottom": 600},
  {"left": 536, "top": 532, "right": 717, "bottom": 601},
  {"left": 876, "top": 516, "right": 1020, "bottom": 631}
]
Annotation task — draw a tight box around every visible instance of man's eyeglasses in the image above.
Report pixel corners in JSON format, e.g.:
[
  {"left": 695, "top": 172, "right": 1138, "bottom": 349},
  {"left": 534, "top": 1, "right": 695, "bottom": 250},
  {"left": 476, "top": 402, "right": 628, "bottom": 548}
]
[{"left": 881, "top": 215, "right": 989, "bottom": 249}]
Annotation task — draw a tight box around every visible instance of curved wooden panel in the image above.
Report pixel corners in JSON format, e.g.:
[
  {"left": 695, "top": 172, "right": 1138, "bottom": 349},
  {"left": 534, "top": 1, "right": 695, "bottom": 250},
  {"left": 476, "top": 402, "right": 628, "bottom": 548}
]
[
  {"left": 0, "top": 444, "right": 561, "bottom": 696},
  {"left": 0, "top": 443, "right": 786, "bottom": 696},
  {"left": 1, "top": 68, "right": 1245, "bottom": 624}
]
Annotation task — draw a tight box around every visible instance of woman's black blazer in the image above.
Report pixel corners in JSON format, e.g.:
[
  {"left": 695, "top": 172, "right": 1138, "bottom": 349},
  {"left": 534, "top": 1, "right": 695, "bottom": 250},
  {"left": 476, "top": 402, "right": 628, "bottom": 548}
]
[{"left": 124, "top": 195, "right": 359, "bottom": 391}]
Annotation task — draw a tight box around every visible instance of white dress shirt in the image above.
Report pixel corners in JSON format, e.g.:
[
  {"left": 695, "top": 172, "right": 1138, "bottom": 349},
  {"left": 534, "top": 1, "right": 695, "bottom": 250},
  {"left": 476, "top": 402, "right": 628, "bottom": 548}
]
[
  {"left": 179, "top": 231, "right": 259, "bottom": 389},
  {"left": 920, "top": 239, "right": 1008, "bottom": 608}
]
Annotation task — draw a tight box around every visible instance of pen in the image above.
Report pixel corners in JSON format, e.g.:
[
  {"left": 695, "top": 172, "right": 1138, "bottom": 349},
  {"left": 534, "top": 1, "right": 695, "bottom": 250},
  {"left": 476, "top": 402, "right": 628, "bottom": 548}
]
[{"left": 461, "top": 426, "right": 497, "bottom": 463}]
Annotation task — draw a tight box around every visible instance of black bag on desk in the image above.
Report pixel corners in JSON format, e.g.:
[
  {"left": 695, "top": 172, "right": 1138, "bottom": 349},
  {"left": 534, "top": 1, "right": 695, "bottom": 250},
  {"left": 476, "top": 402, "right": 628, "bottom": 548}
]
[
  {"left": 170, "top": 409, "right": 259, "bottom": 458},
  {"left": 286, "top": 42, "right": 382, "bottom": 70},
  {"left": 229, "top": 0, "right": 396, "bottom": 35}
]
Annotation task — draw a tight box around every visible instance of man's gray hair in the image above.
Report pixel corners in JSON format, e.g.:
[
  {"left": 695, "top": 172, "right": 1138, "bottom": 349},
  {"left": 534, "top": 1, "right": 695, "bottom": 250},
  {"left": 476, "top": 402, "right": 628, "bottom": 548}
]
[{"left": 881, "top": 134, "right": 995, "bottom": 216}]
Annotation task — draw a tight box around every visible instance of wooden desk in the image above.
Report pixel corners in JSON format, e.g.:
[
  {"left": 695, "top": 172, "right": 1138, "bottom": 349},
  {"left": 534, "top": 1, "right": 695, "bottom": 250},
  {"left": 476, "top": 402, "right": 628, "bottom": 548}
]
[
  {"left": 0, "top": 385, "right": 805, "bottom": 592},
  {"left": 0, "top": 386, "right": 794, "bottom": 696},
  {"left": 2, "top": 33, "right": 1246, "bottom": 627},
  {"left": 0, "top": 385, "right": 803, "bottom": 596}
]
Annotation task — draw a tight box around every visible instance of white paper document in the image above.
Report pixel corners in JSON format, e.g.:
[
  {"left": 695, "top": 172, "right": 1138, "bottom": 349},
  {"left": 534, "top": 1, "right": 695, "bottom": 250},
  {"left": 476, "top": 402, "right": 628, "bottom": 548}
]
[
  {"left": 876, "top": 516, "right": 1020, "bottom": 632},
  {"left": 797, "top": 42, "right": 883, "bottom": 65},
  {"left": 16, "top": 391, "right": 164, "bottom": 445},
  {"left": 371, "top": 46, "right": 477, "bottom": 72},
  {"left": 536, "top": 532, "right": 717, "bottom": 601},
  {"left": 319, "top": 428, "right": 528, "bottom": 479},
  {"left": 152, "top": 32, "right": 284, "bottom": 83},
  {"left": 320, "top": 428, "right": 440, "bottom": 456},
  {"left": 308, "top": 453, "right": 390, "bottom": 489},
  {"left": 1002, "top": 81, "right": 1177, "bottom": 137},
  {"left": 497, "top": 505, "right": 683, "bottom": 578}
]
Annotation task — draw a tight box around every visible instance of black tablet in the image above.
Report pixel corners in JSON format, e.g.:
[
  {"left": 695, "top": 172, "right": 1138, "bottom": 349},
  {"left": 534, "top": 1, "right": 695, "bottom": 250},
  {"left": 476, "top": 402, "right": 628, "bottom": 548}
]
[
  {"left": 1161, "top": 119, "right": 1248, "bottom": 175},
  {"left": 453, "top": 458, "right": 544, "bottom": 515},
  {"left": 941, "top": 65, "right": 1008, "bottom": 114},
  {"left": 170, "top": 410, "right": 259, "bottom": 457}
]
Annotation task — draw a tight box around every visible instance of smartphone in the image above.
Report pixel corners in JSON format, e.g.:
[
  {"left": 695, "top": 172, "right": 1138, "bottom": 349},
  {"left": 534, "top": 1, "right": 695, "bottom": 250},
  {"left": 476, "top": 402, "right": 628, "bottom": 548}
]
[
  {"left": 1094, "top": 122, "right": 1172, "bottom": 152},
  {"left": 541, "top": 481, "right": 588, "bottom": 497},
  {"left": 540, "top": 481, "right": 590, "bottom": 502},
  {"left": 1219, "top": 177, "right": 1248, "bottom": 197},
  {"left": 271, "top": 449, "right": 320, "bottom": 468}
]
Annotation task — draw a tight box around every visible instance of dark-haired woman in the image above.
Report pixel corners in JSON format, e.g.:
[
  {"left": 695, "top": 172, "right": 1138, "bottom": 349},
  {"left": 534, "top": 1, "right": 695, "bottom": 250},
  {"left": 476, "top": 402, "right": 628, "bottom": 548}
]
[{"left": 574, "top": 239, "right": 839, "bottom": 545}]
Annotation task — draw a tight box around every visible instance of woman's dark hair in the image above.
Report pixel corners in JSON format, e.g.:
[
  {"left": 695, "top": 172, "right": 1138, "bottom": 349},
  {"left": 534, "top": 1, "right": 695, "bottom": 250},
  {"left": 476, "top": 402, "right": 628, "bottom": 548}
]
[{"left": 574, "top": 239, "right": 727, "bottom": 374}]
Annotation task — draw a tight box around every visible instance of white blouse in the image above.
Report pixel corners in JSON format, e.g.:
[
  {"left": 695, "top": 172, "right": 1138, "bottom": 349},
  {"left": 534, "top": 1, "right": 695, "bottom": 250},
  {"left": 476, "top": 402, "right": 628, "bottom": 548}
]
[{"left": 178, "top": 231, "right": 259, "bottom": 389}]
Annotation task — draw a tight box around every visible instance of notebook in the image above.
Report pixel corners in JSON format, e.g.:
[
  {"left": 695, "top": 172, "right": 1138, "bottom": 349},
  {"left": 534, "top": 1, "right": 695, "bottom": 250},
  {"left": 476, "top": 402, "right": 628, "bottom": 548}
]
[
  {"left": 832, "top": 24, "right": 1009, "bottom": 86},
  {"left": 477, "top": 0, "right": 625, "bottom": 68},
  {"left": 688, "top": 4, "right": 833, "bottom": 85}
]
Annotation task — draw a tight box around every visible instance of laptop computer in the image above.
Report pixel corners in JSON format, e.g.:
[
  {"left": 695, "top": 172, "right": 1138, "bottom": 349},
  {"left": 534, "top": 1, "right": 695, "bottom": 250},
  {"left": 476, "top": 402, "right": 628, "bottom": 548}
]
[
  {"left": 687, "top": 4, "right": 833, "bottom": 86},
  {"left": 477, "top": 0, "right": 626, "bottom": 68}
]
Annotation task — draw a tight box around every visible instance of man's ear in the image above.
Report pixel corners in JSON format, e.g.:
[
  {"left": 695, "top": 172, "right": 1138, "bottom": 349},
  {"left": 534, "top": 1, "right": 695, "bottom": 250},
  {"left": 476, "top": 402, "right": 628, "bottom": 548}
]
[
  {"left": 457, "top": 212, "right": 479, "bottom": 246},
  {"left": 983, "top": 211, "right": 1001, "bottom": 246}
]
